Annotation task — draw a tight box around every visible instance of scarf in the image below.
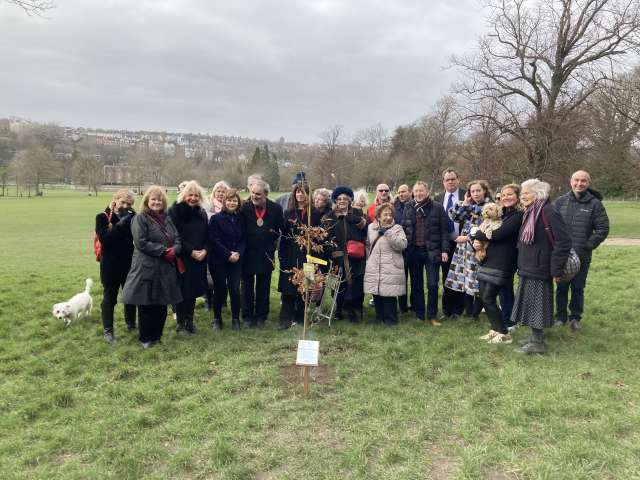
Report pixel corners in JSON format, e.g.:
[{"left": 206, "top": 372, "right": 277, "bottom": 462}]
[
  {"left": 519, "top": 199, "right": 546, "bottom": 245},
  {"left": 148, "top": 211, "right": 173, "bottom": 245}
]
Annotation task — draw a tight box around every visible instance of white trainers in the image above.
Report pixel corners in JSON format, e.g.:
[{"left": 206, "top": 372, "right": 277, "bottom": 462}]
[
  {"left": 488, "top": 333, "right": 513, "bottom": 344},
  {"left": 479, "top": 330, "right": 498, "bottom": 341}
]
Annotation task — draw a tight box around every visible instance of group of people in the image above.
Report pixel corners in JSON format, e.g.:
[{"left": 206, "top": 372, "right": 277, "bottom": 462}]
[{"left": 95, "top": 168, "right": 609, "bottom": 354}]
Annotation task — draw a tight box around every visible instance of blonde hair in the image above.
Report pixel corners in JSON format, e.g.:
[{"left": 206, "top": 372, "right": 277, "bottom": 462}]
[
  {"left": 141, "top": 185, "right": 168, "bottom": 214},
  {"left": 112, "top": 188, "right": 134, "bottom": 202},
  {"left": 210, "top": 180, "right": 231, "bottom": 201},
  {"left": 177, "top": 180, "right": 206, "bottom": 205},
  {"left": 375, "top": 203, "right": 394, "bottom": 219},
  {"left": 412, "top": 180, "right": 429, "bottom": 192},
  {"left": 353, "top": 189, "right": 369, "bottom": 208}
]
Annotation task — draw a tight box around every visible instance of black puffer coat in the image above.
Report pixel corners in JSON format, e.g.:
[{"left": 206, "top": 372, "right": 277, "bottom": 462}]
[
  {"left": 168, "top": 201, "right": 209, "bottom": 299},
  {"left": 95, "top": 207, "right": 135, "bottom": 285},
  {"left": 401, "top": 198, "right": 450, "bottom": 263},
  {"left": 553, "top": 189, "right": 609, "bottom": 259},
  {"left": 517, "top": 203, "right": 572, "bottom": 280}
]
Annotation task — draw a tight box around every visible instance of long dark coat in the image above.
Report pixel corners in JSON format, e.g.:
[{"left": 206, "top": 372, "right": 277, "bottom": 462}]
[
  {"left": 168, "top": 201, "right": 209, "bottom": 299},
  {"left": 122, "top": 212, "right": 183, "bottom": 306},
  {"left": 278, "top": 208, "right": 323, "bottom": 296},
  {"left": 240, "top": 199, "right": 284, "bottom": 275},
  {"left": 208, "top": 210, "right": 246, "bottom": 266},
  {"left": 517, "top": 202, "right": 572, "bottom": 280},
  {"left": 95, "top": 207, "right": 135, "bottom": 285},
  {"left": 322, "top": 207, "right": 367, "bottom": 277}
]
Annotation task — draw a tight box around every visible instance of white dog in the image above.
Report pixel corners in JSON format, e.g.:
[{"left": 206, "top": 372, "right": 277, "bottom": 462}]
[{"left": 52, "top": 278, "right": 94, "bottom": 326}]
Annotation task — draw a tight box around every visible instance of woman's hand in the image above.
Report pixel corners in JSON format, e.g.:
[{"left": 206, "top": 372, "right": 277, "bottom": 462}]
[
  {"left": 441, "top": 252, "right": 449, "bottom": 263},
  {"left": 228, "top": 251, "right": 240, "bottom": 263},
  {"left": 191, "top": 249, "right": 207, "bottom": 262},
  {"left": 455, "top": 235, "right": 468, "bottom": 244}
]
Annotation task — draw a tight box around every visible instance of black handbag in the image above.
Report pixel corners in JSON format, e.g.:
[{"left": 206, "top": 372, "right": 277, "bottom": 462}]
[{"left": 477, "top": 266, "right": 510, "bottom": 286}]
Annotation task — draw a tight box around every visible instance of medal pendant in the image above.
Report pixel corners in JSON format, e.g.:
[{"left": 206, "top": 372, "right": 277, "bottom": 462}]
[{"left": 257, "top": 218, "right": 264, "bottom": 227}]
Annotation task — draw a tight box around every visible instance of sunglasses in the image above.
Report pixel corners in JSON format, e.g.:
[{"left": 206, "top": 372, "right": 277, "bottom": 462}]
[{"left": 378, "top": 189, "right": 389, "bottom": 193}]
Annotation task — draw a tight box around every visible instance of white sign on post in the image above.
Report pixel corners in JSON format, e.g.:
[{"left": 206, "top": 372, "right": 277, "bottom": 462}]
[{"left": 296, "top": 340, "right": 320, "bottom": 367}]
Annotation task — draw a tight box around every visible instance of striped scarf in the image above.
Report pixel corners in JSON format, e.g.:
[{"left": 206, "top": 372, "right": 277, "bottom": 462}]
[{"left": 519, "top": 199, "right": 546, "bottom": 245}]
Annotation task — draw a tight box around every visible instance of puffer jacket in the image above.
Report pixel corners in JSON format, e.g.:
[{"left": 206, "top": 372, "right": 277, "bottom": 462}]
[
  {"left": 363, "top": 222, "right": 407, "bottom": 297},
  {"left": 553, "top": 189, "right": 609, "bottom": 259}
]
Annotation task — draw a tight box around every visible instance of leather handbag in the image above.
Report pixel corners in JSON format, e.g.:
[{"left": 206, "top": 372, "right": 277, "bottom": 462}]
[
  {"left": 477, "top": 266, "right": 510, "bottom": 286},
  {"left": 346, "top": 240, "right": 366, "bottom": 259}
]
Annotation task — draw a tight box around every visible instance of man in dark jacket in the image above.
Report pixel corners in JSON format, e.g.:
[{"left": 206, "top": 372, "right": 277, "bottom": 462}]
[
  {"left": 393, "top": 184, "right": 412, "bottom": 312},
  {"left": 402, "top": 181, "right": 450, "bottom": 325},
  {"left": 434, "top": 168, "right": 466, "bottom": 319},
  {"left": 240, "top": 178, "right": 284, "bottom": 328},
  {"left": 553, "top": 170, "right": 609, "bottom": 330}
]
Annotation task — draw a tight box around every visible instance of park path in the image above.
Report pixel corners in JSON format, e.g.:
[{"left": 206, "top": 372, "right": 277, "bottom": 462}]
[{"left": 604, "top": 238, "right": 640, "bottom": 246}]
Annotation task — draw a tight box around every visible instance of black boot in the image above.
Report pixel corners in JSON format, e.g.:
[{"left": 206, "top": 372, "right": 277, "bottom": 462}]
[
  {"left": 185, "top": 319, "right": 197, "bottom": 334},
  {"left": 231, "top": 319, "right": 240, "bottom": 330},
  {"left": 103, "top": 330, "right": 116, "bottom": 344},
  {"left": 212, "top": 318, "right": 222, "bottom": 331},
  {"left": 176, "top": 320, "right": 186, "bottom": 333}
]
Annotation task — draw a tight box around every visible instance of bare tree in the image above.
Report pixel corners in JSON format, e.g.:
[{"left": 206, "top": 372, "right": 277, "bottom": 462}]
[
  {"left": 453, "top": 0, "right": 640, "bottom": 179},
  {"left": 313, "top": 125, "right": 348, "bottom": 187},
  {"left": 3, "top": 0, "right": 55, "bottom": 16},
  {"left": 10, "top": 145, "right": 55, "bottom": 195},
  {"left": 352, "top": 123, "right": 390, "bottom": 188}
]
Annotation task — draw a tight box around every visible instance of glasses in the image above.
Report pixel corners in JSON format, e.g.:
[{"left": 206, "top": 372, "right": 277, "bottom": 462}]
[{"left": 378, "top": 189, "right": 389, "bottom": 193}]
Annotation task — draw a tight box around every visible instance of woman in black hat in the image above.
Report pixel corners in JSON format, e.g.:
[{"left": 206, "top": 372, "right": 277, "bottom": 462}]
[{"left": 322, "top": 186, "right": 368, "bottom": 323}]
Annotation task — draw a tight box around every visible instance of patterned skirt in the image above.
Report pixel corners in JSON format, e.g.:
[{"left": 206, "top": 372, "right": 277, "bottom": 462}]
[
  {"left": 510, "top": 276, "right": 554, "bottom": 329},
  {"left": 444, "top": 241, "right": 479, "bottom": 295}
]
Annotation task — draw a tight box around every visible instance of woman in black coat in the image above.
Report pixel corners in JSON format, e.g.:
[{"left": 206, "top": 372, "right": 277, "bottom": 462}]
[
  {"left": 278, "top": 182, "right": 323, "bottom": 329},
  {"left": 322, "top": 186, "right": 368, "bottom": 323},
  {"left": 208, "top": 189, "right": 245, "bottom": 330},
  {"left": 511, "top": 179, "right": 571, "bottom": 354},
  {"left": 95, "top": 188, "right": 137, "bottom": 343},
  {"left": 168, "top": 180, "right": 209, "bottom": 334},
  {"left": 470, "top": 184, "right": 523, "bottom": 344},
  {"left": 122, "top": 186, "right": 182, "bottom": 348}
]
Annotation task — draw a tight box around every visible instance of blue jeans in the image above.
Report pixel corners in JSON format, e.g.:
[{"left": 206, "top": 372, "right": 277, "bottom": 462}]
[{"left": 408, "top": 248, "right": 440, "bottom": 320}]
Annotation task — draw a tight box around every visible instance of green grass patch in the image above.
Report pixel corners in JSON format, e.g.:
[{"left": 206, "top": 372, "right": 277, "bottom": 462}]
[{"left": 0, "top": 191, "right": 639, "bottom": 479}]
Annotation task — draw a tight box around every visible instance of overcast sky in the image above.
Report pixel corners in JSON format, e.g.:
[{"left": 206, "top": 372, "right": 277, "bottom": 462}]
[{"left": 1, "top": 0, "right": 486, "bottom": 142}]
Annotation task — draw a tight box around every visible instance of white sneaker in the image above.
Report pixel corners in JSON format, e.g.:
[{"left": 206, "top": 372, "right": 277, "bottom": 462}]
[
  {"left": 489, "top": 333, "right": 513, "bottom": 344},
  {"left": 479, "top": 330, "right": 498, "bottom": 341}
]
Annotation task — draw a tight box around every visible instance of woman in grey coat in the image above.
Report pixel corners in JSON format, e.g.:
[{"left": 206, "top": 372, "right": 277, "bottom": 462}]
[
  {"left": 364, "top": 203, "right": 408, "bottom": 326},
  {"left": 123, "top": 185, "right": 183, "bottom": 349}
]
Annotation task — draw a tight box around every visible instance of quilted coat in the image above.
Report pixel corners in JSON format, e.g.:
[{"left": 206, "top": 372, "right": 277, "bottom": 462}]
[{"left": 363, "top": 222, "right": 407, "bottom": 297}]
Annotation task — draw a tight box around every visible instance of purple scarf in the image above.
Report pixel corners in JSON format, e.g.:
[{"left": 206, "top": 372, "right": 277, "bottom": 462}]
[{"left": 519, "top": 200, "right": 546, "bottom": 245}]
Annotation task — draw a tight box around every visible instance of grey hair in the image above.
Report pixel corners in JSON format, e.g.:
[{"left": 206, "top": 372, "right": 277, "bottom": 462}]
[
  {"left": 212, "top": 180, "right": 231, "bottom": 193},
  {"left": 521, "top": 178, "right": 550, "bottom": 200},
  {"left": 246, "top": 174, "right": 262, "bottom": 190},
  {"left": 250, "top": 177, "right": 270, "bottom": 195},
  {"left": 313, "top": 188, "right": 332, "bottom": 201},
  {"left": 353, "top": 189, "right": 369, "bottom": 207}
]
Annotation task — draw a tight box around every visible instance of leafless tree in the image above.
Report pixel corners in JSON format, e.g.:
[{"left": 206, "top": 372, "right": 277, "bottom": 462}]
[
  {"left": 10, "top": 145, "right": 55, "bottom": 195},
  {"left": 452, "top": 0, "right": 640, "bottom": 179},
  {"left": 352, "top": 123, "right": 390, "bottom": 188},
  {"left": 313, "top": 125, "right": 349, "bottom": 187},
  {"left": 3, "top": 0, "right": 55, "bottom": 16},
  {"left": 72, "top": 152, "right": 103, "bottom": 196}
]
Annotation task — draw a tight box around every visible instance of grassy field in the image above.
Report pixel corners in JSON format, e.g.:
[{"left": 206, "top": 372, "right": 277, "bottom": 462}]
[{"left": 1, "top": 190, "right": 640, "bottom": 479}]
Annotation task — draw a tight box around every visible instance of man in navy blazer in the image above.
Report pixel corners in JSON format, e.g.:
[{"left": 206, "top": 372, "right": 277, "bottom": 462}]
[{"left": 434, "top": 168, "right": 466, "bottom": 320}]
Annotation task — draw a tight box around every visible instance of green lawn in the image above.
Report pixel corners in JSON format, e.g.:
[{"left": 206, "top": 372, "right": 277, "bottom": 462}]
[{"left": 1, "top": 191, "right": 639, "bottom": 479}]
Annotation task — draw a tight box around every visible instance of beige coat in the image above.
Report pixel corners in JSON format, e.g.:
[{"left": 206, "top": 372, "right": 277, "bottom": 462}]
[{"left": 364, "top": 222, "right": 407, "bottom": 297}]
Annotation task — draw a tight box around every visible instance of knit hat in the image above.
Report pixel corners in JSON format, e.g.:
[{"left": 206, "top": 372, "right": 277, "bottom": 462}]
[
  {"left": 331, "top": 186, "right": 354, "bottom": 202},
  {"left": 292, "top": 171, "right": 307, "bottom": 186}
]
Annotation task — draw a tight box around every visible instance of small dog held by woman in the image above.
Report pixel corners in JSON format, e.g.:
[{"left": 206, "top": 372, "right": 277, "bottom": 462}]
[
  {"left": 470, "top": 203, "right": 503, "bottom": 262},
  {"left": 52, "top": 278, "right": 94, "bottom": 326}
]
